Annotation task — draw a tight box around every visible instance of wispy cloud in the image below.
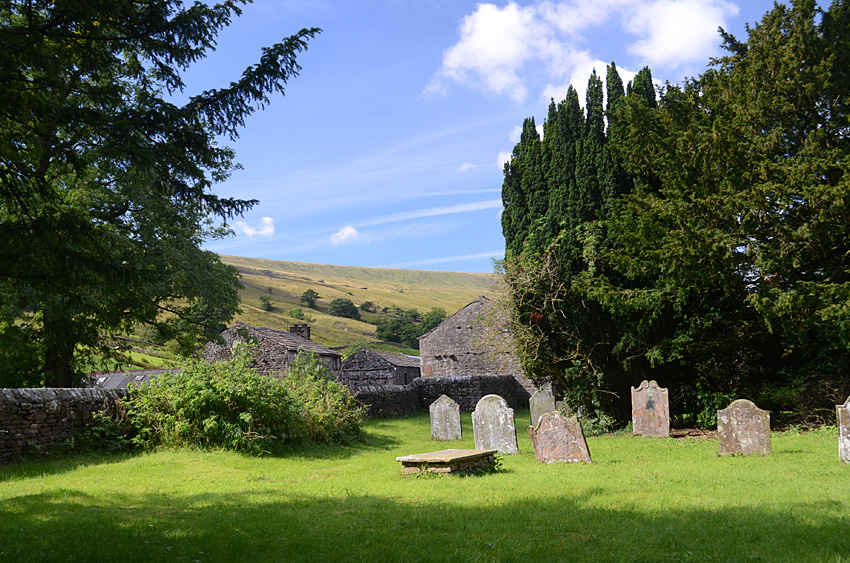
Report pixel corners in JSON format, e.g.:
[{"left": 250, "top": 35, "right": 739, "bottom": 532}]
[
  {"left": 457, "top": 162, "right": 476, "bottom": 172},
  {"left": 233, "top": 217, "right": 275, "bottom": 237},
  {"left": 357, "top": 199, "right": 503, "bottom": 227},
  {"left": 379, "top": 250, "right": 504, "bottom": 269}
]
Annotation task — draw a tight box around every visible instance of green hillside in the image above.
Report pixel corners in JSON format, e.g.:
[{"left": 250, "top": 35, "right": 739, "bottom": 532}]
[{"left": 221, "top": 255, "right": 495, "bottom": 350}]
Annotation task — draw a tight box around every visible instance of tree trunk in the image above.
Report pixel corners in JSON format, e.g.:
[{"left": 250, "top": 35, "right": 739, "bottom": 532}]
[{"left": 43, "top": 316, "right": 76, "bottom": 388}]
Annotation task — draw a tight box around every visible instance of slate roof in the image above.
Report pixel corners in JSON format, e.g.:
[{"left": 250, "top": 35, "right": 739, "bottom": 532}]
[
  {"left": 231, "top": 321, "right": 341, "bottom": 358},
  {"left": 87, "top": 368, "right": 178, "bottom": 389},
  {"left": 369, "top": 349, "right": 421, "bottom": 368}
]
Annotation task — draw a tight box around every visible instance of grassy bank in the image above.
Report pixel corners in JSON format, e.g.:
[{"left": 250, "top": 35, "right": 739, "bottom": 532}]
[{"left": 0, "top": 412, "right": 846, "bottom": 562}]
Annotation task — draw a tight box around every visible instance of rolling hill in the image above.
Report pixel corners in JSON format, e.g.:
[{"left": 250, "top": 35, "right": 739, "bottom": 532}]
[{"left": 220, "top": 255, "right": 497, "bottom": 350}]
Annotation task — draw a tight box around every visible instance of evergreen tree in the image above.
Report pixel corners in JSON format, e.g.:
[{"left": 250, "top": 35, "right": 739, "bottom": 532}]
[{"left": 0, "top": 1, "right": 319, "bottom": 386}]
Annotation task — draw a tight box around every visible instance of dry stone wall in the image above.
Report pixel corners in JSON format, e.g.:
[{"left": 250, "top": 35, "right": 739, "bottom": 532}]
[
  {"left": 346, "top": 374, "right": 529, "bottom": 418},
  {"left": 1, "top": 388, "right": 126, "bottom": 463}
]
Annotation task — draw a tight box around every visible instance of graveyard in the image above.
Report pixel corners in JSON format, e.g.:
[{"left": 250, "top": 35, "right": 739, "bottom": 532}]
[{"left": 0, "top": 405, "right": 846, "bottom": 562}]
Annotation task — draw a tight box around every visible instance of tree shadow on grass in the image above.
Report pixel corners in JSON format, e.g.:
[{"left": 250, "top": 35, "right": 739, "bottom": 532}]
[{"left": 0, "top": 486, "right": 846, "bottom": 562}]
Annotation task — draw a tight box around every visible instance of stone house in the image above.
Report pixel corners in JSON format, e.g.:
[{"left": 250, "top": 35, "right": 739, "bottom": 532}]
[
  {"left": 338, "top": 348, "right": 420, "bottom": 387},
  {"left": 418, "top": 296, "right": 537, "bottom": 398},
  {"left": 203, "top": 321, "right": 342, "bottom": 376}
]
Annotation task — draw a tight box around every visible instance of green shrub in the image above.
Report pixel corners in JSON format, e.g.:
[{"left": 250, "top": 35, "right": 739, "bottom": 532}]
[
  {"left": 120, "top": 347, "right": 364, "bottom": 454},
  {"left": 289, "top": 308, "right": 315, "bottom": 322},
  {"left": 283, "top": 352, "right": 365, "bottom": 443},
  {"left": 328, "top": 298, "right": 361, "bottom": 320}
]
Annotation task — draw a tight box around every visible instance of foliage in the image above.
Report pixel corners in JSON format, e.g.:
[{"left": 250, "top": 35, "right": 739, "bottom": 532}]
[
  {"left": 500, "top": 0, "right": 850, "bottom": 424},
  {"left": 375, "top": 307, "right": 446, "bottom": 349},
  {"left": 282, "top": 351, "right": 365, "bottom": 443},
  {"left": 120, "top": 346, "right": 363, "bottom": 454},
  {"left": 359, "top": 301, "right": 377, "bottom": 313},
  {"left": 328, "top": 298, "right": 361, "bottom": 321},
  {"left": 300, "top": 289, "right": 320, "bottom": 308},
  {"left": 258, "top": 296, "right": 274, "bottom": 312},
  {"left": 0, "top": 1, "right": 319, "bottom": 386},
  {"left": 288, "top": 308, "right": 315, "bottom": 322}
]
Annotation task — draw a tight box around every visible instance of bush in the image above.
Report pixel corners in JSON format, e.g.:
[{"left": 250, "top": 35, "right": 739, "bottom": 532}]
[
  {"left": 328, "top": 298, "right": 360, "bottom": 320},
  {"left": 120, "top": 346, "right": 364, "bottom": 454},
  {"left": 289, "top": 308, "right": 315, "bottom": 322}
]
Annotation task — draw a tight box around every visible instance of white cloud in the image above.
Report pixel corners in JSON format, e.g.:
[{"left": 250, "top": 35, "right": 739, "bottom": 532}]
[
  {"left": 427, "top": 0, "right": 738, "bottom": 104},
  {"left": 457, "top": 162, "right": 475, "bottom": 172},
  {"left": 330, "top": 225, "right": 359, "bottom": 245},
  {"left": 626, "top": 0, "right": 739, "bottom": 68},
  {"left": 425, "top": 2, "right": 557, "bottom": 103},
  {"left": 233, "top": 217, "right": 275, "bottom": 237},
  {"left": 497, "top": 151, "right": 512, "bottom": 168}
]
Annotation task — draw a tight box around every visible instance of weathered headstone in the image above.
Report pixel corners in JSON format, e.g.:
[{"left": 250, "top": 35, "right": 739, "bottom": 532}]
[
  {"left": 430, "top": 394, "right": 462, "bottom": 441},
  {"left": 529, "top": 411, "right": 592, "bottom": 463},
  {"left": 838, "top": 396, "right": 850, "bottom": 464},
  {"left": 472, "top": 394, "right": 518, "bottom": 454},
  {"left": 631, "top": 380, "right": 670, "bottom": 438},
  {"left": 530, "top": 388, "right": 557, "bottom": 427},
  {"left": 717, "top": 399, "right": 771, "bottom": 456}
]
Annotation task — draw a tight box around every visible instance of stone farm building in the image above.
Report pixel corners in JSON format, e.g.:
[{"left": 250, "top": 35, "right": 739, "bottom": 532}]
[
  {"left": 203, "top": 321, "right": 342, "bottom": 376},
  {"left": 338, "top": 348, "right": 421, "bottom": 387},
  {"left": 419, "top": 296, "right": 537, "bottom": 400}
]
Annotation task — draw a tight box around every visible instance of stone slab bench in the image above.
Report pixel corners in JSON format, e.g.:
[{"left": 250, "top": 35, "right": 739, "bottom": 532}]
[{"left": 396, "top": 449, "right": 497, "bottom": 475}]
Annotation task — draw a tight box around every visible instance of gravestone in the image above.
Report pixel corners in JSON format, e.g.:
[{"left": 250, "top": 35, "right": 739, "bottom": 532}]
[
  {"left": 631, "top": 380, "right": 669, "bottom": 437},
  {"left": 530, "top": 388, "right": 557, "bottom": 427},
  {"left": 717, "top": 399, "right": 771, "bottom": 455},
  {"left": 529, "top": 411, "right": 592, "bottom": 463},
  {"left": 472, "top": 394, "right": 518, "bottom": 454},
  {"left": 430, "top": 394, "right": 462, "bottom": 441},
  {"left": 838, "top": 396, "right": 850, "bottom": 464}
]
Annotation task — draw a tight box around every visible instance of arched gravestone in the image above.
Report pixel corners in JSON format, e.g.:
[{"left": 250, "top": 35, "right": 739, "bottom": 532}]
[
  {"left": 528, "top": 411, "right": 592, "bottom": 464},
  {"left": 430, "top": 394, "right": 462, "bottom": 441},
  {"left": 717, "top": 399, "right": 771, "bottom": 456},
  {"left": 530, "top": 388, "right": 556, "bottom": 427},
  {"left": 631, "top": 380, "right": 669, "bottom": 437},
  {"left": 838, "top": 396, "right": 850, "bottom": 464},
  {"left": 472, "top": 394, "right": 518, "bottom": 454}
]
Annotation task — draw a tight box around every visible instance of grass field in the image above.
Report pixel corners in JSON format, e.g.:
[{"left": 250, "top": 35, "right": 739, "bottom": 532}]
[{"left": 1, "top": 412, "right": 847, "bottom": 562}]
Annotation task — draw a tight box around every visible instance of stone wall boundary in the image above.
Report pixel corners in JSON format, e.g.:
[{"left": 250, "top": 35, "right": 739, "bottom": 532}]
[
  {"left": 1, "top": 388, "right": 127, "bottom": 463},
  {"left": 348, "top": 374, "right": 530, "bottom": 418}
]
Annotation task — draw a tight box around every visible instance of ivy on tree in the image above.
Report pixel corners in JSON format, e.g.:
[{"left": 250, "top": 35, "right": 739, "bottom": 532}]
[{"left": 0, "top": 1, "right": 320, "bottom": 386}]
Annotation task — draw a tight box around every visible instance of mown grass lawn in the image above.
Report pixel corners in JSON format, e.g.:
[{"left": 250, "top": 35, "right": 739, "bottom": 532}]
[{"left": 1, "top": 411, "right": 847, "bottom": 562}]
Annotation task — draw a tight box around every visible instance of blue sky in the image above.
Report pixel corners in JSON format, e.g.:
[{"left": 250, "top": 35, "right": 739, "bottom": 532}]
[{"left": 194, "top": 0, "right": 786, "bottom": 273}]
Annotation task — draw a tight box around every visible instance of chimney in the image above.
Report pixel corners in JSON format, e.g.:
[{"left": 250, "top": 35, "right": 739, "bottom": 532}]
[{"left": 290, "top": 323, "right": 311, "bottom": 340}]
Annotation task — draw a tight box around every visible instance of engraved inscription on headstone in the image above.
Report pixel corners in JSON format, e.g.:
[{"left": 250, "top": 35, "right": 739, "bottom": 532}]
[
  {"left": 472, "top": 394, "right": 518, "bottom": 454},
  {"left": 837, "top": 396, "right": 850, "bottom": 464},
  {"left": 530, "top": 388, "right": 557, "bottom": 427},
  {"left": 631, "top": 380, "right": 669, "bottom": 438},
  {"left": 717, "top": 399, "right": 771, "bottom": 455},
  {"left": 528, "top": 411, "right": 592, "bottom": 463},
  {"left": 430, "top": 394, "right": 462, "bottom": 441}
]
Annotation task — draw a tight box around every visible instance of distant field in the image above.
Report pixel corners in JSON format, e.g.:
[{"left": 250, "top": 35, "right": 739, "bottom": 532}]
[{"left": 221, "top": 255, "right": 496, "bottom": 349}]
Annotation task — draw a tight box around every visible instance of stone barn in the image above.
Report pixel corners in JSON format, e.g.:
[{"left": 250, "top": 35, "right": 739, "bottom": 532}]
[
  {"left": 418, "top": 296, "right": 537, "bottom": 399},
  {"left": 203, "top": 321, "right": 342, "bottom": 376},
  {"left": 338, "top": 348, "right": 420, "bottom": 387}
]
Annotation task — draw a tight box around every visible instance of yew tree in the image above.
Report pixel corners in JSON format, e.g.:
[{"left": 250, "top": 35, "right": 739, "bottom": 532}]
[{"left": 0, "top": 1, "right": 319, "bottom": 386}]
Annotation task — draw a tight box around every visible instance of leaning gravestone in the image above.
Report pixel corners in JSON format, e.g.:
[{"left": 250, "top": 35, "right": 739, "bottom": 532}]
[
  {"left": 529, "top": 411, "right": 592, "bottom": 463},
  {"left": 472, "top": 394, "right": 518, "bottom": 454},
  {"left": 430, "top": 395, "right": 462, "bottom": 441},
  {"left": 838, "top": 396, "right": 850, "bottom": 464},
  {"left": 631, "top": 380, "right": 669, "bottom": 438},
  {"left": 530, "top": 388, "right": 557, "bottom": 427},
  {"left": 717, "top": 399, "right": 771, "bottom": 456}
]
